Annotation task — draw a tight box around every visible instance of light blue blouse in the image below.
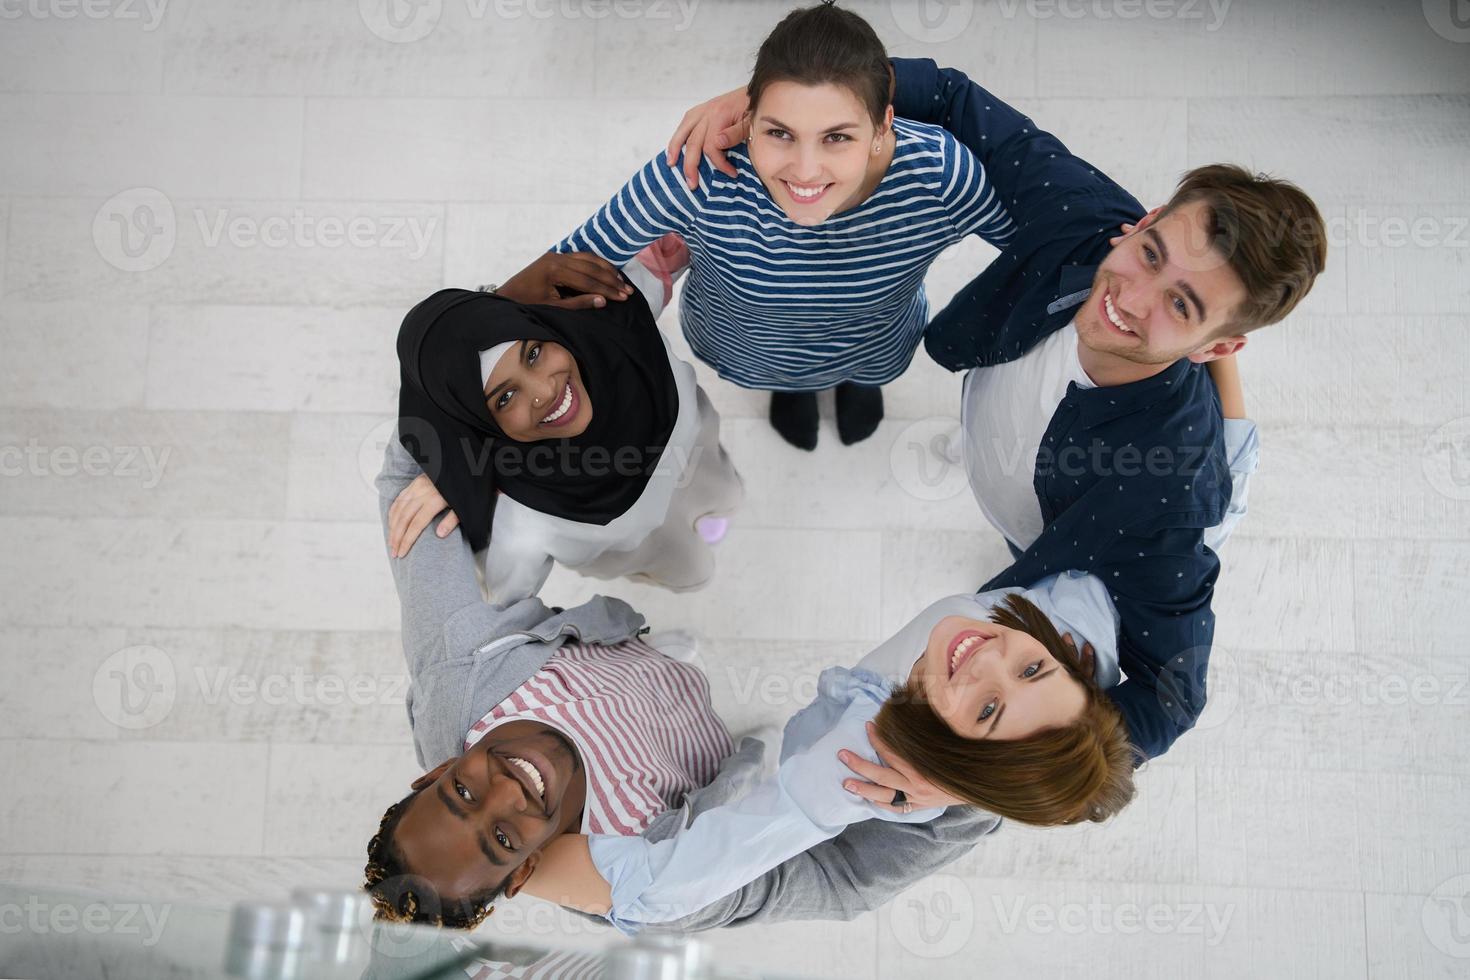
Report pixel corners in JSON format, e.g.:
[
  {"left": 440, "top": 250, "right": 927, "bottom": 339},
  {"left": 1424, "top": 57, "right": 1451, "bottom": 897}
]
[{"left": 588, "top": 571, "right": 1121, "bottom": 934}]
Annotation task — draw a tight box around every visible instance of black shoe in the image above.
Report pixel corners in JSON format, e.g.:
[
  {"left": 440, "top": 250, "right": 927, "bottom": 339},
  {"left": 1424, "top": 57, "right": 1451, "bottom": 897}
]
[
  {"left": 836, "top": 382, "right": 883, "bottom": 445},
  {"left": 769, "top": 391, "right": 819, "bottom": 451}
]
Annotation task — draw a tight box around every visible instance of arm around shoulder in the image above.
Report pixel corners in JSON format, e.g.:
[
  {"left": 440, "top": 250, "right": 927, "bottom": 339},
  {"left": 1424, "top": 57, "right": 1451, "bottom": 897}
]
[
  {"left": 377, "top": 434, "right": 553, "bottom": 681},
  {"left": 644, "top": 805, "right": 1003, "bottom": 931}
]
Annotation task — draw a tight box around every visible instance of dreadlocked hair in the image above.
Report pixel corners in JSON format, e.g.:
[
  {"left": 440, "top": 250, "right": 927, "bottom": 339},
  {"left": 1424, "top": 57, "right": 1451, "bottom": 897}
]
[{"left": 362, "top": 788, "right": 505, "bottom": 930}]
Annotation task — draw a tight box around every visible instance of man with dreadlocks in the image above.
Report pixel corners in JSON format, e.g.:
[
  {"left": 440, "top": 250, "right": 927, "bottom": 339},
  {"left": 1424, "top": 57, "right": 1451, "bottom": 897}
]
[{"left": 363, "top": 403, "right": 1001, "bottom": 931}]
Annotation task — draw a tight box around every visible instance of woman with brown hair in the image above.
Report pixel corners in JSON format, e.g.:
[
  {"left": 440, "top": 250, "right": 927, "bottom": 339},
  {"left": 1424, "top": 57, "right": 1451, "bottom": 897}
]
[
  {"left": 547, "top": 1, "right": 1015, "bottom": 450},
  {"left": 517, "top": 570, "right": 1137, "bottom": 933}
]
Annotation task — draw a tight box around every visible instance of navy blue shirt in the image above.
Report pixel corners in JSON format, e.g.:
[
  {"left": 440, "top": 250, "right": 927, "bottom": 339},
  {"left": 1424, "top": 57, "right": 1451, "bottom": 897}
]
[{"left": 892, "top": 58, "right": 1233, "bottom": 763}]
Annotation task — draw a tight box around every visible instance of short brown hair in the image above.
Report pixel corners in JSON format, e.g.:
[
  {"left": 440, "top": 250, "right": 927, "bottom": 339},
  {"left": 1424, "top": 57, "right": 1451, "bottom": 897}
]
[
  {"left": 1160, "top": 163, "right": 1326, "bottom": 335},
  {"left": 746, "top": 3, "right": 894, "bottom": 129},
  {"left": 873, "top": 594, "right": 1137, "bottom": 826}
]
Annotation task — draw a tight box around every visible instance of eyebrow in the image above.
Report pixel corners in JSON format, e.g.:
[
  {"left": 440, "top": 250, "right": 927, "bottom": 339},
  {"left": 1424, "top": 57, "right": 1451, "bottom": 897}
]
[
  {"left": 758, "top": 115, "right": 861, "bottom": 136},
  {"left": 437, "top": 784, "right": 509, "bottom": 867},
  {"left": 982, "top": 666, "right": 1063, "bottom": 738},
  {"left": 484, "top": 340, "right": 530, "bottom": 402},
  {"left": 1144, "top": 227, "right": 1207, "bottom": 321}
]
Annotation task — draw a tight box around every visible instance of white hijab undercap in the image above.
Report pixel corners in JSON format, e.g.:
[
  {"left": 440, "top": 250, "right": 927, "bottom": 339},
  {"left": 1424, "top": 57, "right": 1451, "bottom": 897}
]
[{"left": 479, "top": 341, "right": 517, "bottom": 391}]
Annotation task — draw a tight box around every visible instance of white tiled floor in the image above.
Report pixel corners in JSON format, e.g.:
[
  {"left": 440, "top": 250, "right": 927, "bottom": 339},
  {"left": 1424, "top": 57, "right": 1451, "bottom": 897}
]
[{"left": 1, "top": 2, "right": 1467, "bottom": 978}]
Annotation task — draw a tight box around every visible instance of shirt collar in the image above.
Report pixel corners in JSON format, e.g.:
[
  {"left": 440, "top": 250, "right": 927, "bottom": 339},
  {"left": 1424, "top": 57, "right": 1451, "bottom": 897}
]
[
  {"left": 1046, "top": 263, "right": 1099, "bottom": 315},
  {"left": 1071, "top": 357, "right": 1197, "bottom": 428}
]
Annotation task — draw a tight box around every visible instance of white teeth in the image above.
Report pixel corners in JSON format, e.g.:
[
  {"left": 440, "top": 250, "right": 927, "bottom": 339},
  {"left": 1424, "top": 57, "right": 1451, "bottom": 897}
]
[
  {"left": 786, "top": 181, "right": 826, "bottom": 199},
  {"left": 540, "top": 382, "right": 573, "bottom": 423},
  {"left": 950, "top": 634, "right": 983, "bottom": 671},
  {"left": 1104, "top": 293, "right": 1134, "bottom": 333},
  {"left": 507, "top": 756, "right": 544, "bottom": 797}
]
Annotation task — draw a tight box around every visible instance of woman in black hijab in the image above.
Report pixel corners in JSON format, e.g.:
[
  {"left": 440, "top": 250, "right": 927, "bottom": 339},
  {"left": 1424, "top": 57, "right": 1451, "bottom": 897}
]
[{"left": 386, "top": 249, "right": 744, "bottom": 602}]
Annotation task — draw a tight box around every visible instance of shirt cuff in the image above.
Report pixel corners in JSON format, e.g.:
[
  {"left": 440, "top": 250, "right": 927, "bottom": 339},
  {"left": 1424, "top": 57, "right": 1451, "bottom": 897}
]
[
  {"left": 1222, "top": 417, "right": 1260, "bottom": 475},
  {"left": 587, "top": 834, "right": 656, "bottom": 936}
]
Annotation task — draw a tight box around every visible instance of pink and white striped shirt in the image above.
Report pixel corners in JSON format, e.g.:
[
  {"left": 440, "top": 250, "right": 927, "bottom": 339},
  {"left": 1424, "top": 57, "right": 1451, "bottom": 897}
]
[{"left": 463, "top": 638, "right": 733, "bottom": 837}]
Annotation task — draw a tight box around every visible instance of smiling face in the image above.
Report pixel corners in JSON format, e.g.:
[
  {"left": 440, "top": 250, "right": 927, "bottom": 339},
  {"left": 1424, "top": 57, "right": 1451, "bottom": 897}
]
[
  {"left": 1075, "top": 199, "right": 1251, "bottom": 381},
  {"left": 745, "top": 80, "right": 892, "bottom": 227},
  {"left": 483, "top": 340, "right": 592, "bottom": 441},
  {"left": 389, "top": 721, "right": 587, "bottom": 904},
  {"left": 906, "top": 615, "right": 1089, "bottom": 741}
]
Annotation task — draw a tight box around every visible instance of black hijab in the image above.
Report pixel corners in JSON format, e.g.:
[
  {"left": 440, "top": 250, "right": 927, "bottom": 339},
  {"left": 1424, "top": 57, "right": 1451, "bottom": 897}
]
[{"left": 396, "top": 284, "right": 679, "bottom": 552}]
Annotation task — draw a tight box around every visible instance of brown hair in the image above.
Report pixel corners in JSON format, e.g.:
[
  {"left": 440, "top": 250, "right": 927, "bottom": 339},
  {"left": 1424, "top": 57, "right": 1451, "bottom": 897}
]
[
  {"left": 873, "top": 594, "right": 1137, "bottom": 826},
  {"left": 362, "top": 788, "right": 504, "bottom": 930},
  {"left": 1159, "top": 163, "right": 1326, "bottom": 335},
  {"left": 746, "top": 3, "right": 894, "bottom": 129}
]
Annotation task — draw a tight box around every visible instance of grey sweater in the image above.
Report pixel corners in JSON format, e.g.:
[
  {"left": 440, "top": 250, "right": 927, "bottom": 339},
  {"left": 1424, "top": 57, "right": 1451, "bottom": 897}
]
[{"left": 376, "top": 435, "right": 1001, "bottom": 931}]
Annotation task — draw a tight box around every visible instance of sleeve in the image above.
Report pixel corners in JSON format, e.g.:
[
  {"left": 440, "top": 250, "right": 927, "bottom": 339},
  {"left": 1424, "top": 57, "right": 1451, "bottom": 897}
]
[
  {"left": 1202, "top": 419, "right": 1260, "bottom": 553},
  {"left": 375, "top": 433, "right": 555, "bottom": 685},
  {"left": 480, "top": 528, "right": 556, "bottom": 606},
  {"left": 1095, "top": 526, "right": 1219, "bottom": 764},
  {"left": 891, "top": 57, "right": 1142, "bottom": 232},
  {"left": 587, "top": 699, "right": 942, "bottom": 934},
  {"left": 619, "top": 240, "right": 688, "bottom": 320},
  {"left": 641, "top": 806, "right": 1003, "bottom": 932},
  {"left": 550, "top": 151, "right": 704, "bottom": 265},
  {"left": 937, "top": 130, "right": 1016, "bottom": 247}
]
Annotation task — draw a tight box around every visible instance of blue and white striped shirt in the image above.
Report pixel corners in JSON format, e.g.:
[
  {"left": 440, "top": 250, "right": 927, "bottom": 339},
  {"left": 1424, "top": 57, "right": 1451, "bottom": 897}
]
[{"left": 552, "top": 117, "right": 1014, "bottom": 391}]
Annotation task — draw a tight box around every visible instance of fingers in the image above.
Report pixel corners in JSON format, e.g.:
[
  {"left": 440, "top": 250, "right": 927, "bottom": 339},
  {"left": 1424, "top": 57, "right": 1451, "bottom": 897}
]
[
  {"left": 707, "top": 147, "right": 737, "bottom": 180},
  {"left": 389, "top": 499, "right": 420, "bottom": 558},
  {"left": 666, "top": 107, "right": 699, "bottom": 166},
  {"left": 437, "top": 510, "right": 460, "bottom": 538},
  {"left": 837, "top": 748, "right": 902, "bottom": 792},
  {"left": 564, "top": 253, "right": 629, "bottom": 294},
  {"left": 397, "top": 507, "right": 434, "bottom": 559},
  {"left": 682, "top": 120, "right": 706, "bottom": 190},
  {"left": 388, "top": 476, "right": 443, "bottom": 557},
  {"left": 544, "top": 294, "right": 607, "bottom": 310},
  {"left": 716, "top": 118, "right": 746, "bottom": 149},
  {"left": 387, "top": 494, "right": 413, "bottom": 556},
  {"left": 842, "top": 778, "right": 903, "bottom": 813},
  {"left": 708, "top": 118, "right": 744, "bottom": 178},
  {"left": 555, "top": 256, "right": 630, "bottom": 301}
]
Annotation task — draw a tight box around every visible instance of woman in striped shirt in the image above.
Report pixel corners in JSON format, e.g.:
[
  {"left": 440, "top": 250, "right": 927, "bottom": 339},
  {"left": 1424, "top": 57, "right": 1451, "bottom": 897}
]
[{"left": 551, "top": 2, "right": 1014, "bottom": 450}]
